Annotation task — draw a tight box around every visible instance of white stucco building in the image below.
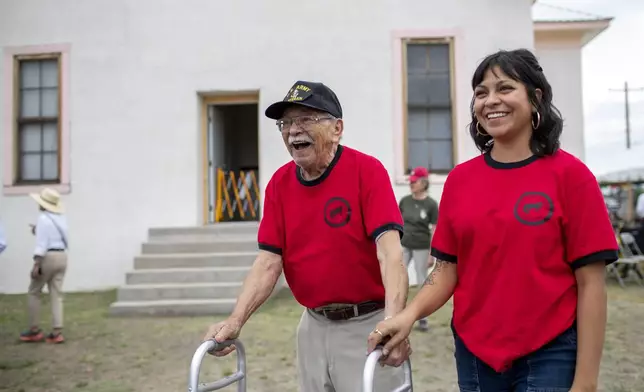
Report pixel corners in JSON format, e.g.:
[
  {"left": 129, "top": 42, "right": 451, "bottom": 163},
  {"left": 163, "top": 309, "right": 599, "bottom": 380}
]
[{"left": 0, "top": 0, "right": 611, "bottom": 294}]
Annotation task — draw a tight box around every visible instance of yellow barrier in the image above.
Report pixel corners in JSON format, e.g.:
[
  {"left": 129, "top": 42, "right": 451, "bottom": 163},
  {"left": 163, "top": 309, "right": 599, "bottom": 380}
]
[{"left": 215, "top": 168, "right": 261, "bottom": 222}]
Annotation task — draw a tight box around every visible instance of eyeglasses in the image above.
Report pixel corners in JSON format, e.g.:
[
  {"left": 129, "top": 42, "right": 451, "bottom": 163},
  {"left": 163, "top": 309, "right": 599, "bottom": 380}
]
[{"left": 276, "top": 115, "right": 336, "bottom": 132}]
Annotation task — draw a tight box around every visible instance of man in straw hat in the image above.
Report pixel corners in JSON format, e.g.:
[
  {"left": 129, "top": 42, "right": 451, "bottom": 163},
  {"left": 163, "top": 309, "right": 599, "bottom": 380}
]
[
  {"left": 203, "top": 80, "right": 411, "bottom": 391},
  {"left": 19, "top": 188, "right": 69, "bottom": 344}
]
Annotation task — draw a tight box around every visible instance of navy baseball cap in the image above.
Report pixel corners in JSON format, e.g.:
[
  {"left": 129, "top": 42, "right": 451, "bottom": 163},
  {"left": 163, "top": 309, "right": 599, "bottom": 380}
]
[{"left": 264, "top": 80, "right": 343, "bottom": 120}]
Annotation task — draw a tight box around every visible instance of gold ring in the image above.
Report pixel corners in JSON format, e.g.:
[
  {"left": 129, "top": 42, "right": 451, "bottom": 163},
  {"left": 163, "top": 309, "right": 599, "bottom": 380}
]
[{"left": 373, "top": 329, "right": 384, "bottom": 337}]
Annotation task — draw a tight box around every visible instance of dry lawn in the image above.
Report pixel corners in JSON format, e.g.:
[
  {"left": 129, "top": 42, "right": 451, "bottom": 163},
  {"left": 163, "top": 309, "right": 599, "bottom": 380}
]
[{"left": 0, "top": 283, "right": 643, "bottom": 392}]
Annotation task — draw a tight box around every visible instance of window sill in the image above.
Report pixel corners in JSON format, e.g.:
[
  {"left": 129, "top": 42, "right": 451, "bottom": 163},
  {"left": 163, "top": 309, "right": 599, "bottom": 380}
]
[
  {"left": 3, "top": 183, "right": 71, "bottom": 196},
  {"left": 394, "top": 174, "right": 448, "bottom": 186}
]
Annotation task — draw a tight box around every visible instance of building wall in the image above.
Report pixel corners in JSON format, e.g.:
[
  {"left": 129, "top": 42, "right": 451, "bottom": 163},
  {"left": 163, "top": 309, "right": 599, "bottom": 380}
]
[
  {"left": 0, "top": 0, "right": 534, "bottom": 293},
  {"left": 534, "top": 32, "right": 586, "bottom": 160}
]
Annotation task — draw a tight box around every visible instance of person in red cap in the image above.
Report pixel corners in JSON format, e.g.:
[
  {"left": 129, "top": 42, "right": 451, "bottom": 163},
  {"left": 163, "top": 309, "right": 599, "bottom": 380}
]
[
  {"left": 203, "top": 80, "right": 411, "bottom": 391},
  {"left": 397, "top": 166, "right": 438, "bottom": 332}
]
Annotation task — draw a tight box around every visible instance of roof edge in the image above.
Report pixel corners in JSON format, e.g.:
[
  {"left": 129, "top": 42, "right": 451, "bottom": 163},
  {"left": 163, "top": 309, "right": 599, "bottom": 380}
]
[{"left": 534, "top": 18, "right": 612, "bottom": 46}]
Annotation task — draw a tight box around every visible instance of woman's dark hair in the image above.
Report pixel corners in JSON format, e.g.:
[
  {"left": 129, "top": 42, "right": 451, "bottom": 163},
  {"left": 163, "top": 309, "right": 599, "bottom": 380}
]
[{"left": 468, "top": 48, "right": 563, "bottom": 156}]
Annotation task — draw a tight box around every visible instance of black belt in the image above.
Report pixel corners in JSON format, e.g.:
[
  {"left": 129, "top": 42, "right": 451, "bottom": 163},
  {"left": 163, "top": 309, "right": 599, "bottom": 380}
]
[
  {"left": 48, "top": 249, "right": 65, "bottom": 252},
  {"left": 311, "top": 300, "right": 385, "bottom": 321}
]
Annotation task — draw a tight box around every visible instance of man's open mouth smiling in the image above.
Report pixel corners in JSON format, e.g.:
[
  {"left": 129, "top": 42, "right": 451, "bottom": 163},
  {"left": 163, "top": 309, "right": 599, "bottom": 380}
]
[{"left": 291, "top": 141, "right": 313, "bottom": 150}]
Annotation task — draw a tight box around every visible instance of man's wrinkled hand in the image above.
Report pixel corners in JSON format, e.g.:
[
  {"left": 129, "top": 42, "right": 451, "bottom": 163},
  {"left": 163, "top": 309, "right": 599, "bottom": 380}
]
[
  {"left": 202, "top": 317, "right": 243, "bottom": 357},
  {"left": 379, "top": 338, "right": 412, "bottom": 367}
]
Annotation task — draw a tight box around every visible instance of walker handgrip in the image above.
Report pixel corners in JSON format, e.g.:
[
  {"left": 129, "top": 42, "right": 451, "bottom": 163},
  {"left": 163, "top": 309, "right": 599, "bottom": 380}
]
[
  {"left": 363, "top": 346, "right": 413, "bottom": 392},
  {"left": 188, "top": 339, "right": 246, "bottom": 392}
]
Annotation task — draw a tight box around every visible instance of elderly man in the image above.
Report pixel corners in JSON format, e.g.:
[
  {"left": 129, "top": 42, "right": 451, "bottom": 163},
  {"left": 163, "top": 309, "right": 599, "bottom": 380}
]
[{"left": 203, "top": 80, "right": 411, "bottom": 391}]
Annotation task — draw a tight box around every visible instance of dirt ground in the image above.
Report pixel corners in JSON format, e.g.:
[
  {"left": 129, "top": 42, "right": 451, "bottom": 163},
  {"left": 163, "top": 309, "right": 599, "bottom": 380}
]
[{"left": 0, "top": 283, "right": 643, "bottom": 392}]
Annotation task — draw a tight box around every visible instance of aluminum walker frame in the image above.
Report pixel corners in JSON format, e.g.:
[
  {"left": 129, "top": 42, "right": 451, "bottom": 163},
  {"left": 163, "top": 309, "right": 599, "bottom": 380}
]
[
  {"left": 188, "top": 339, "right": 413, "bottom": 391},
  {"left": 188, "top": 339, "right": 246, "bottom": 392},
  {"left": 363, "top": 345, "right": 413, "bottom": 392}
]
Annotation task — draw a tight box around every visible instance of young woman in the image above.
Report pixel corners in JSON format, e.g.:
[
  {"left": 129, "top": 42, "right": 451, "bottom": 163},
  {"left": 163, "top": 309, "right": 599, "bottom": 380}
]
[
  {"left": 367, "top": 49, "right": 619, "bottom": 392},
  {"left": 398, "top": 166, "right": 438, "bottom": 331}
]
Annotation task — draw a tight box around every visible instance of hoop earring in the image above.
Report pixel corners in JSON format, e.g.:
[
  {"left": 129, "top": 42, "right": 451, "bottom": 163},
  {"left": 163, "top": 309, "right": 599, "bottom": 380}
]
[
  {"left": 532, "top": 112, "right": 541, "bottom": 130},
  {"left": 476, "top": 122, "right": 488, "bottom": 136}
]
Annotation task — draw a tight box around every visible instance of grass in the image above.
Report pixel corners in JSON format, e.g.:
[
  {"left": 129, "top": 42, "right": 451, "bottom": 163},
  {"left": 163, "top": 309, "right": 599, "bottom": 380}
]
[{"left": 0, "top": 283, "right": 643, "bottom": 392}]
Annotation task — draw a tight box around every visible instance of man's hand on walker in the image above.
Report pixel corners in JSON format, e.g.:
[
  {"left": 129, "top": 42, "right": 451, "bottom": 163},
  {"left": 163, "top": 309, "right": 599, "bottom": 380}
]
[
  {"left": 366, "top": 312, "right": 415, "bottom": 367},
  {"left": 202, "top": 317, "right": 243, "bottom": 357},
  {"left": 381, "top": 338, "right": 412, "bottom": 367}
]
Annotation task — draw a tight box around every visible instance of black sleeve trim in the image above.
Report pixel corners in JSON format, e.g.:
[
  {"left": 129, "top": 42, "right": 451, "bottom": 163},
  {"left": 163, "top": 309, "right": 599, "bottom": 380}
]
[
  {"left": 430, "top": 247, "right": 457, "bottom": 263},
  {"left": 258, "top": 243, "right": 283, "bottom": 256},
  {"left": 570, "top": 249, "right": 619, "bottom": 270},
  {"left": 370, "top": 223, "right": 404, "bottom": 241}
]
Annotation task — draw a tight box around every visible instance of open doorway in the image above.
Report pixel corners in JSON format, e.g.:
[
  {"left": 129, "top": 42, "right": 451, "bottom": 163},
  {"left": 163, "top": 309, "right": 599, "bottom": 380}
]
[{"left": 202, "top": 93, "right": 260, "bottom": 224}]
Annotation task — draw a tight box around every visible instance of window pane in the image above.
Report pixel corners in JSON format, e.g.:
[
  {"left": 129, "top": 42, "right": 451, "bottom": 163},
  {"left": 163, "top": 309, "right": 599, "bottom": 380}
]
[
  {"left": 20, "top": 61, "right": 40, "bottom": 88},
  {"left": 43, "top": 123, "right": 58, "bottom": 152},
  {"left": 408, "top": 73, "right": 451, "bottom": 107},
  {"left": 20, "top": 153, "right": 41, "bottom": 181},
  {"left": 41, "top": 88, "right": 59, "bottom": 117},
  {"left": 20, "top": 124, "right": 42, "bottom": 152},
  {"left": 427, "top": 109, "right": 452, "bottom": 139},
  {"left": 428, "top": 140, "right": 453, "bottom": 171},
  {"left": 428, "top": 44, "right": 450, "bottom": 72},
  {"left": 407, "top": 72, "right": 431, "bottom": 107},
  {"left": 42, "top": 152, "right": 59, "bottom": 180},
  {"left": 408, "top": 108, "right": 429, "bottom": 140},
  {"left": 426, "top": 73, "right": 451, "bottom": 106},
  {"left": 41, "top": 59, "right": 59, "bottom": 88},
  {"left": 407, "top": 139, "right": 431, "bottom": 170},
  {"left": 20, "top": 90, "right": 40, "bottom": 118},
  {"left": 406, "top": 44, "right": 427, "bottom": 71},
  {"left": 408, "top": 109, "right": 453, "bottom": 140}
]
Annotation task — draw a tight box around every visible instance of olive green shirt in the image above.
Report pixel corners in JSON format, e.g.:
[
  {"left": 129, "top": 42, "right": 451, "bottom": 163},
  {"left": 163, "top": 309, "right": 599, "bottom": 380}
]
[{"left": 398, "top": 195, "right": 439, "bottom": 250}]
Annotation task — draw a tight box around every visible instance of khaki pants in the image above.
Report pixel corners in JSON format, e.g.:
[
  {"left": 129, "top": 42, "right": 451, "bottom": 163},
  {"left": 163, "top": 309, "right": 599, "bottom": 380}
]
[
  {"left": 28, "top": 251, "right": 67, "bottom": 329},
  {"left": 402, "top": 248, "right": 430, "bottom": 286},
  {"left": 296, "top": 308, "right": 405, "bottom": 392}
]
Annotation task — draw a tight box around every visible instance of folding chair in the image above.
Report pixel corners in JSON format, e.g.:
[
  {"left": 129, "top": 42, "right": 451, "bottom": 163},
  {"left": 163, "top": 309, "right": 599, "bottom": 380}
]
[{"left": 608, "top": 233, "right": 644, "bottom": 287}]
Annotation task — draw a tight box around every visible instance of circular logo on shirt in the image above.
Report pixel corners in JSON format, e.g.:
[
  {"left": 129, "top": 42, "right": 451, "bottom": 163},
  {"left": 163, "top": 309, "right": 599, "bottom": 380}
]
[
  {"left": 324, "top": 197, "right": 352, "bottom": 228},
  {"left": 420, "top": 209, "right": 427, "bottom": 220},
  {"left": 513, "top": 191, "right": 554, "bottom": 226}
]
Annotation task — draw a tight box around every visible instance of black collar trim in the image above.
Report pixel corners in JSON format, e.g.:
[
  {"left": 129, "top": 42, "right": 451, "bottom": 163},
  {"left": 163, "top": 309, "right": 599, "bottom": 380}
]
[
  {"left": 484, "top": 151, "right": 539, "bottom": 169},
  {"left": 296, "top": 145, "right": 344, "bottom": 186}
]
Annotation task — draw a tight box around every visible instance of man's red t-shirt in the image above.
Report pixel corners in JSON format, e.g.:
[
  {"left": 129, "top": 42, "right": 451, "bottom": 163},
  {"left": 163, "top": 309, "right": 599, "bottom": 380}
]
[
  {"left": 257, "top": 145, "right": 404, "bottom": 309},
  {"left": 430, "top": 149, "right": 619, "bottom": 372}
]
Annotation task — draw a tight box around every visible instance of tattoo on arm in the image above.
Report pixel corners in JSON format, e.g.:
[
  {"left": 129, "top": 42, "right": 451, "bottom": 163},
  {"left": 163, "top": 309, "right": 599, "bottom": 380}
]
[{"left": 424, "top": 259, "right": 445, "bottom": 285}]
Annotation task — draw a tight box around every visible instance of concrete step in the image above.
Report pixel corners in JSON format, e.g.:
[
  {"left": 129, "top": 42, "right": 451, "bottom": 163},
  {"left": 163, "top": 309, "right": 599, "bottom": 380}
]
[
  {"left": 133, "top": 252, "right": 256, "bottom": 269},
  {"left": 141, "top": 238, "right": 257, "bottom": 254},
  {"left": 126, "top": 266, "right": 251, "bottom": 285},
  {"left": 149, "top": 222, "right": 259, "bottom": 241},
  {"left": 108, "top": 298, "right": 238, "bottom": 317},
  {"left": 116, "top": 282, "right": 243, "bottom": 302},
  {"left": 147, "top": 234, "right": 258, "bottom": 243}
]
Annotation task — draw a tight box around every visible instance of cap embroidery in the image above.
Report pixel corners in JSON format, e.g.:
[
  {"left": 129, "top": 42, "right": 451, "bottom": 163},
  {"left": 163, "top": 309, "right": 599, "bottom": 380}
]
[{"left": 284, "top": 84, "right": 313, "bottom": 102}]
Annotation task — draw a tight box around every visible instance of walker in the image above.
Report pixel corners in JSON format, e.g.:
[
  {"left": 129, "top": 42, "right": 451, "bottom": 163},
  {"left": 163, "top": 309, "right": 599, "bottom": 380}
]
[
  {"left": 188, "top": 339, "right": 246, "bottom": 392},
  {"left": 363, "top": 345, "right": 413, "bottom": 392},
  {"left": 188, "top": 339, "right": 413, "bottom": 391}
]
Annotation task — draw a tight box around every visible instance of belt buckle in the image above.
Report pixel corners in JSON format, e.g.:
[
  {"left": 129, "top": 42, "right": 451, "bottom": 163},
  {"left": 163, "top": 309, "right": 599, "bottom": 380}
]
[{"left": 320, "top": 304, "right": 359, "bottom": 320}]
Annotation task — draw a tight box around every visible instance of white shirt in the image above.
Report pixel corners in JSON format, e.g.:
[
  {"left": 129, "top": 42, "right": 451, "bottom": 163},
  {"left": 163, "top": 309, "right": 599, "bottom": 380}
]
[
  {"left": 0, "top": 221, "right": 6, "bottom": 254},
  {"left": 637, "top": 192, "right": 644, "bottom": 220},
  {"left": 34, "top": 211, "right": 68, "bottom": 257}
]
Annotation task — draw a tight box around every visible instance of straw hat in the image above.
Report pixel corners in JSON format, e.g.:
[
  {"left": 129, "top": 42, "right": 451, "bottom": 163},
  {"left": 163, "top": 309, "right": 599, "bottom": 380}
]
[{"left": 30, "top": 188, "right": 64, "bottom": 214}]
